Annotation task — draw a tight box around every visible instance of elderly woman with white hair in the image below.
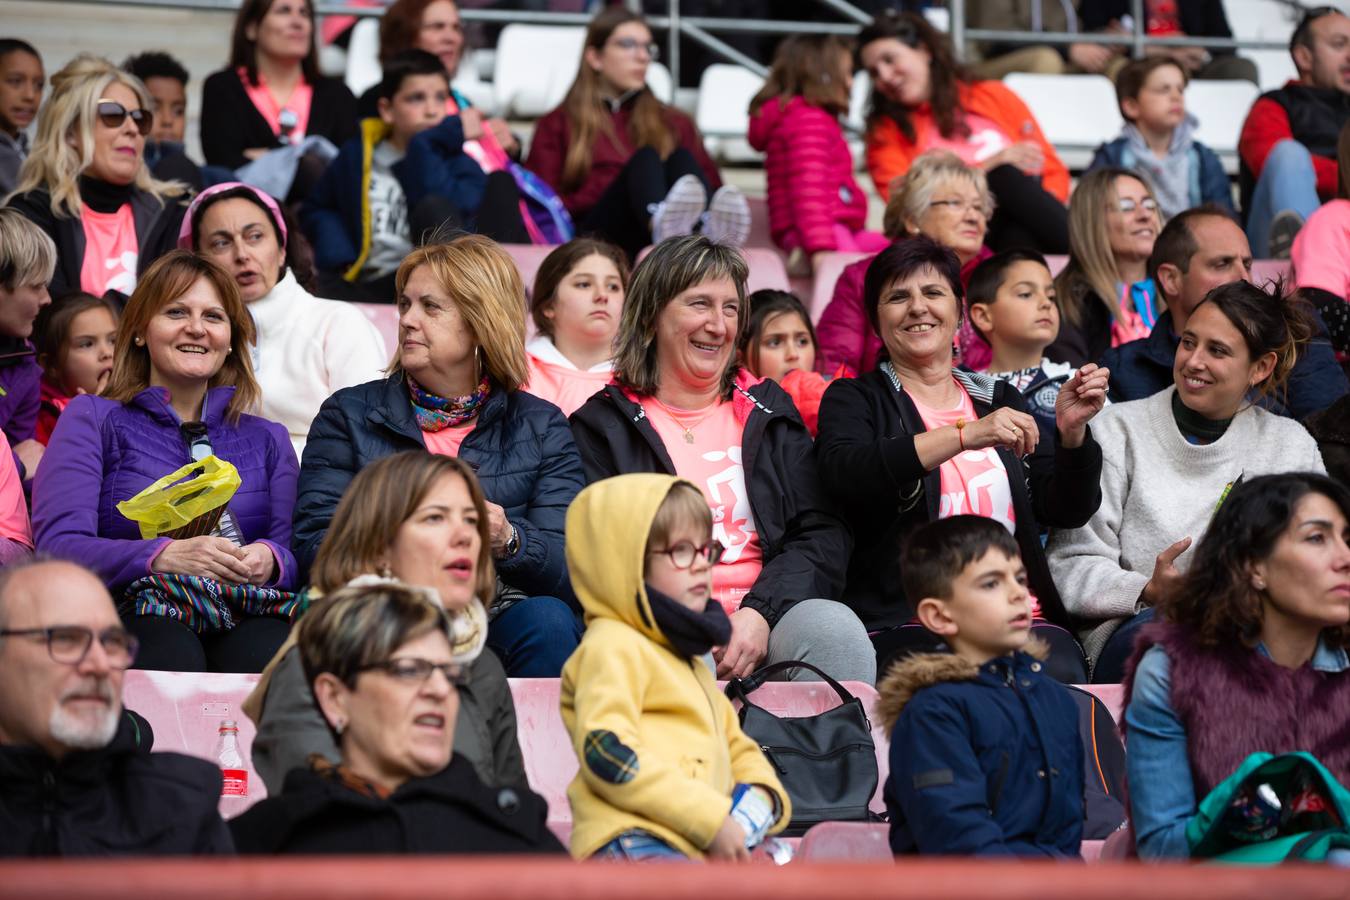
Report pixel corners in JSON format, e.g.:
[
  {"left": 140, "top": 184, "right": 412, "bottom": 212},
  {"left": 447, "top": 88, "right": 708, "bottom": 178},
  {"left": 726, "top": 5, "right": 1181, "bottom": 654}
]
[
  {"left": 6, "top": 54, "right": 188, "bottom": 301},
  {"left": 816, "top": 152, "right": 996, "bottom": 375}
]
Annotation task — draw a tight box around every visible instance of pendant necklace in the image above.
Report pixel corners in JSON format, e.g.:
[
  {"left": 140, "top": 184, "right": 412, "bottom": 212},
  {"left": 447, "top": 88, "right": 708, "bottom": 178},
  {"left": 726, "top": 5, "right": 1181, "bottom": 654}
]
[{"left": 651, "top": 396, "right": 720, "bottom": 444}]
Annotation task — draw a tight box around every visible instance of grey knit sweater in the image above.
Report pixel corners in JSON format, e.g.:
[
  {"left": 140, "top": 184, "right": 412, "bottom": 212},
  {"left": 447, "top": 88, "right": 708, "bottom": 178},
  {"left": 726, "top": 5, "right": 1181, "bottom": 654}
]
[{"left": 1046, "top": 386, "right": 1326, "bottom": 664}]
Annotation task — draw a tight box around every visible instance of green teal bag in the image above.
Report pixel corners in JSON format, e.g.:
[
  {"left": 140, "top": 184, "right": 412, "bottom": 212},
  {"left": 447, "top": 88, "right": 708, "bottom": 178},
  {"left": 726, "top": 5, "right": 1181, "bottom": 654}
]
[{"left": 1187, "top": 752, "right": 1350, "bottom": 863}]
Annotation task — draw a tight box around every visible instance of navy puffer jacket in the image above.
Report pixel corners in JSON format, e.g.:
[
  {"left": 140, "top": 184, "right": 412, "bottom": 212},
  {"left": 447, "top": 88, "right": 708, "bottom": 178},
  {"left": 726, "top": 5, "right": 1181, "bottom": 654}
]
[{"left": 294, "top": 373, "right": 584, "bottom": 601}]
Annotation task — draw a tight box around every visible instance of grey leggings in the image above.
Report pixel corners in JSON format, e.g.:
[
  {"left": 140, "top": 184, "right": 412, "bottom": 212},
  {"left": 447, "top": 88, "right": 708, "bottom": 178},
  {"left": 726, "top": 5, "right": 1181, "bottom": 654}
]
[{"left": 765, "top": 598, "right": 877, "bottom": 685}]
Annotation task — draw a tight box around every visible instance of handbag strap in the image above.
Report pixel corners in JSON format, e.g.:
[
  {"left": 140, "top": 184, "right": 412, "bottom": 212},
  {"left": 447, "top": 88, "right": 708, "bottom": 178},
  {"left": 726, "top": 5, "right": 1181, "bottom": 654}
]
[{"left": 725, "top": 659, "right": 857, "bottom": 709}]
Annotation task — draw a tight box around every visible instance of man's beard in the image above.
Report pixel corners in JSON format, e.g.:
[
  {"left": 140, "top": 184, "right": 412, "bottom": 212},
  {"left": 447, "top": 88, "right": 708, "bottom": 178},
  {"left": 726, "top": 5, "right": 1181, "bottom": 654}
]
[{"left": 48, "top": 679, "right": 120, "bottom": 751}]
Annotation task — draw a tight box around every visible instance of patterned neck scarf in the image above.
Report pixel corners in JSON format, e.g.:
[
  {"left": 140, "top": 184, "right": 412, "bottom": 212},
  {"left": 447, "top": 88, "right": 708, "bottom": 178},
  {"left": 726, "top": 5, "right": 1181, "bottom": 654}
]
[{"left": 407, "top": 375, "right": 490, "bottom": 432}]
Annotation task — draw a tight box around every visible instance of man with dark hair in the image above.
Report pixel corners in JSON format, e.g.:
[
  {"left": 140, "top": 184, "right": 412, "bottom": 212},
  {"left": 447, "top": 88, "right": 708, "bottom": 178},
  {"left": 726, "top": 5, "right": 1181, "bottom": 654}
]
[
  {"left": 1238, "top": 6, "right": 1350, "bottom": 257},
  {"left": 1101, "top": 205, "right": 1347, "bottom": 418},
  {"left": 0, "top": 560, "right": 233, "bottom": 856}
]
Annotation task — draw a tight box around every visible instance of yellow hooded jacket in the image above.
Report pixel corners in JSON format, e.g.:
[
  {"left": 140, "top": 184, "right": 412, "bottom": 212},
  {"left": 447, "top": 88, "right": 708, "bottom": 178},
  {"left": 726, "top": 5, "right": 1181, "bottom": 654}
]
[{"left": 561, "top": 473, "right": 791, "bottom": 859}]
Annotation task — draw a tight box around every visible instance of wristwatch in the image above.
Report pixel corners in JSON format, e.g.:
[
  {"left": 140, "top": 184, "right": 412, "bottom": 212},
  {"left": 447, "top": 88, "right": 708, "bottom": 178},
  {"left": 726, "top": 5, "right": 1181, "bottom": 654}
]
[{"left": 501, "top": 523, "right": 520, "bottom": 558}]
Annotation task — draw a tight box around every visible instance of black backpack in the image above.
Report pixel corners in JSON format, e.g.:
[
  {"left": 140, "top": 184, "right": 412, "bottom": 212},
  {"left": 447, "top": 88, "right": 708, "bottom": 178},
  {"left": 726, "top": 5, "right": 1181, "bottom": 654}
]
[{"left": 1066, "top": 686, "right": 1128, "bottom": 839}]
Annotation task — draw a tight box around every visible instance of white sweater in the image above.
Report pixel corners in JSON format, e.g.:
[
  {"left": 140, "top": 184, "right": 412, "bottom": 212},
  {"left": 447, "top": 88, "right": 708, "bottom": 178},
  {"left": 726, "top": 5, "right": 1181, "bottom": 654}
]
[
  {"left": 248, "top": 271, "right": 389, "bottom": 456},
  {"left": 1046, "top": 386, "right": 1326, "bottom": 660}
]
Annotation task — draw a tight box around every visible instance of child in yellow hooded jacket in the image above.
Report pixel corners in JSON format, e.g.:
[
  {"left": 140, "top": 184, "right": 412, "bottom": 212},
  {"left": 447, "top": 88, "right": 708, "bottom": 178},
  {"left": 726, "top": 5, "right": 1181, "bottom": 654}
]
[{"left": 561, "top": 473, "right": 791, "bottom": 860}]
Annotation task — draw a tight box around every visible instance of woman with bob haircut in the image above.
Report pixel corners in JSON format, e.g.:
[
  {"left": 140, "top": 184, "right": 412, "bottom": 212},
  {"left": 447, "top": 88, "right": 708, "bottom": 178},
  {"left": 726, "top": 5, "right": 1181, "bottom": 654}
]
[
  {"left": 296, "top": 235, "right": 586, "bottom": 678},
  {"left": 526, "top": 7, "right": 742, "bottom": 259},
  {"left": 1049, "top": 280, "right": 1327, "bottom": 683},
  {"left": 815, "top": 235, "right": 1109, "bottom": 682},
  {"left": 246, "top": 450, "right": 526, "bottom": 795},
  {"left": 817, "top": 151, "right": 995, "bottom": 376},
  {"left": 1123, "top": 473, "right": 1350, "bottom": 859},
  {"left": 857, "top": 11, "right": 1068, "bottom": 255},
  {"left": 1048, "top": 167, "right": 1163, "bottom": 368},
  {"left": 8, "top": 54, "right": 188, "bottom": 300},
  {"left": 199, "top": 0, "right": 357, "bottom": 180},
  {"left": 230, "top": 579, "right": 563, "bottom": 854},
  {"left": 33, "top": 250, "right": 299, "bottom": 673},
  {"left": 0, "top": 208, "right": 55, "bottom": 478},
  {"left": 569, "top": 234, "right": 874, "bottom": 685},
  {"left": 524, "top": 237, "right": 629, "bottom": 417}
]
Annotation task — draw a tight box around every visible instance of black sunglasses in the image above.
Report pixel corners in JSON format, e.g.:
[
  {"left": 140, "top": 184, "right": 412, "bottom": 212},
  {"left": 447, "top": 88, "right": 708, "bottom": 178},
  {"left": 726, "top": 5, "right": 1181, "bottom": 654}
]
[{"left": 96, "top": 99, "right": 153, "bottom": 136}]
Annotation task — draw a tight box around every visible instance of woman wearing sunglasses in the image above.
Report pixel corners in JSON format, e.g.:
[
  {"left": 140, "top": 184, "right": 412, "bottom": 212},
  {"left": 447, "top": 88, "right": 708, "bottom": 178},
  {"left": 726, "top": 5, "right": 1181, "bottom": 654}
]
[
  {"left": 1048, "top": 168, "right": 1164, "bottom": 368},
  {"left": 230, "top": 579, "right": 564, "bottom": 854},
  {"left": 7, "top": 54, "right": 188, "bottom": 301}
]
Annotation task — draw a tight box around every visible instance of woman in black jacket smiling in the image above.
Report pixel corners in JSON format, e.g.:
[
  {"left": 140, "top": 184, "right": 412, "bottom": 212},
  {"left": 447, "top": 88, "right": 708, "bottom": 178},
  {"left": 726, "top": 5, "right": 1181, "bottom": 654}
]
[
  {"left": 294, "top": 235, "right": 585, "bottom": 678},
  {"left": 815, "top": 236, "right": 1109, "bottom": 682},
  {"left": 569, "top": 235, "right": 873, "bottom": 684}
]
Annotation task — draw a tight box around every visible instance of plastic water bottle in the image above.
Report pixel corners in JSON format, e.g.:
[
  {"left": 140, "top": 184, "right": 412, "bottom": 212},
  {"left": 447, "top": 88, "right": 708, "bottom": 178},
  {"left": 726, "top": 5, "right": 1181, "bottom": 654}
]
[{"left": 216, "top": 720, "right": 250, "bottom": 819}]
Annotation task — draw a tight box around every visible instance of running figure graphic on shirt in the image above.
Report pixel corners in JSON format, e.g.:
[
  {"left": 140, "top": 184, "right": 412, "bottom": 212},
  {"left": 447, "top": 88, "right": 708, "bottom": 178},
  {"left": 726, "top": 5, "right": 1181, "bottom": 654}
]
[
  {"left": 702, "top": 446, "right": 757, "bottom": 563},
  {"left": 937, "top": 447, "right": 1016, "bottom": 535}
]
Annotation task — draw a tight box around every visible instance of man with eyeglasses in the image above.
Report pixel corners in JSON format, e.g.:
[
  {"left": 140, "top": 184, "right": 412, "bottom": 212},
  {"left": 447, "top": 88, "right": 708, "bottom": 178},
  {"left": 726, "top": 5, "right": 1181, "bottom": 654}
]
[
  {"left": 1101, "top": 205, "right": 1347, "bottom": 418},
  {"left": 0, "top": 560, "right": 233, "bottom": 856},
  {"left": 1238, "top": 6, "right": 1350, "bottom": 258}
]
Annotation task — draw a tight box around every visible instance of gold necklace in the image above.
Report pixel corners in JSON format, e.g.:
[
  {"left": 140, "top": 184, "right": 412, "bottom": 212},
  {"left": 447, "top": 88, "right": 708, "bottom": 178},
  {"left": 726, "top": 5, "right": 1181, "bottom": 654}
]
[{"left": 651, "top": 396, "right": 722, "bottom": 444}]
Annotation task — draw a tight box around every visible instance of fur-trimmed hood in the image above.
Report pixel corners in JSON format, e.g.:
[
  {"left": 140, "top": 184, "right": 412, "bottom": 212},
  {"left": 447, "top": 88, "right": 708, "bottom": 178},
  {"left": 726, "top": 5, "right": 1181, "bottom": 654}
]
[{"left": 876, "top": 638, "right": 1049, "bottom": 733}]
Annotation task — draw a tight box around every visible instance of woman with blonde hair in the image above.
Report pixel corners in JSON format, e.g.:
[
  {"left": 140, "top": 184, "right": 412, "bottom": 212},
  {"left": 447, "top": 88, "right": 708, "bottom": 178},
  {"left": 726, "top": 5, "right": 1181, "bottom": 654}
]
[
  {"left": 296, "top": 235, "right": 586, "bottom": 677},
  {"left": 33, "top": 250, "right": 299, "bottom": 673},
  {"left": 1048, "top": 167, "right": 1163, "bottom": 367},
  {"left": 7, "top": 54, "right": 188, "bottom": 300},
  {"left": 0, "top": 208, "right": 55, "bottom": 480},
  {"left": 247, "top": 449, "right": 527, "bottom": 795},
  {"left": 817, "top": 151, "right": 995, "bottom": 375},
  {"left": 525, "top": 6, "right": 743, "bottom": 258}
]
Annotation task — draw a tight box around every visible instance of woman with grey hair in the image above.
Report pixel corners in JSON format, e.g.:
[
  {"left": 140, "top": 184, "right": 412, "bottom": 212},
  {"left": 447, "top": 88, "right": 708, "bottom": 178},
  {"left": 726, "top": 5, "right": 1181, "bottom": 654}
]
[
  {"left": 818, "top": 151, "right": 995, "bottom": 375},
  {"left": 0, "top": 208, "right": 54, "bottom": 480},
  {"left": 7, "top": 54, "right": 188, "bottom": 301},
  {"left": 230, "top": 580, "right": 563, "bottom": 854},
  {"left": 569, "top": 234, "right": 875, "bottom": 684}
]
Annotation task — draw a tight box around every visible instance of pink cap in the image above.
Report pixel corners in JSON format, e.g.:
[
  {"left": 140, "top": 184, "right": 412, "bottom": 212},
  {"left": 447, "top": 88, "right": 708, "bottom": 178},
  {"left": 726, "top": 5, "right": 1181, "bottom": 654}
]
[{"left": 178, "top": 181, "right": 287, "bottom": 252}]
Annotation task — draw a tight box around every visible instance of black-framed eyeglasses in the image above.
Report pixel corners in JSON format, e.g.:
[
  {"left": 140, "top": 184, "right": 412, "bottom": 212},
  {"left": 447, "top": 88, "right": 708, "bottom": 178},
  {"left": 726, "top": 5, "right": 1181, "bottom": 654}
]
[
  {"left": 360, "top": 657, "right": 470, "bottom": 688},
  {"left": 96, "top": 100, "right": 153, "bottom": 136},
  {"left": 608, "top": 36, "right": 660, "bottom": 60},
  {"left": 277, "top": 108, "right": 299, "bottom": 146},
  {"left": 650, "top": 539, "right": 725, "bottom": 570},
  {"left": 0, "top": 625, "right": 139, "bottom": 669},
  {"left": 1112, "top": 197, "right": 1159, "bottom": 214}
]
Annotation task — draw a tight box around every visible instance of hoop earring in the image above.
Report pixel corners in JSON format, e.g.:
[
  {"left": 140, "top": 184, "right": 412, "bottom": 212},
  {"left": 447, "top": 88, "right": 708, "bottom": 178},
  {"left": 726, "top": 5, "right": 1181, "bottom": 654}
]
[{"left": 475, "top": 346, "right": 483, "bottom": 384}]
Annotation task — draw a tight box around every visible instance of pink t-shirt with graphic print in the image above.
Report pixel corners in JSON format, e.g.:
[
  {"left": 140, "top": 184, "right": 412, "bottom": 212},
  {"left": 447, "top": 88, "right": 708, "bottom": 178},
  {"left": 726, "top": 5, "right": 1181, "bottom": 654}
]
[
  {"left": 910, "top": 381, "right": 1041, "bottom": 616},
  {"left": 79, "top": 203, "right": 139, "bottom": 297},
  {"left": 643, "top": 399, "right": 763, "bottom": 616},
  {"left": 924, "top": 112, "right": 1012, "bottom": 167}
]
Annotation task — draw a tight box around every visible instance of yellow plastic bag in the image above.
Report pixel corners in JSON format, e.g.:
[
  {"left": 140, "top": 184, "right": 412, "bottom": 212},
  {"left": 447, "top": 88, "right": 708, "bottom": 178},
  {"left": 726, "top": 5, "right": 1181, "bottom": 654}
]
[{"left": 116, "top": 456, "right": 242, "bottom": 540}]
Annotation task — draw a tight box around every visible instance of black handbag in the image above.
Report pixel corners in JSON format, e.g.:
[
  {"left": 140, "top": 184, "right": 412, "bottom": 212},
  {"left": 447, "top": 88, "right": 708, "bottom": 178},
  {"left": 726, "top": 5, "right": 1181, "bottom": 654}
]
[{"left": 725, "top": 660, "right": 879, "bottom": 836}]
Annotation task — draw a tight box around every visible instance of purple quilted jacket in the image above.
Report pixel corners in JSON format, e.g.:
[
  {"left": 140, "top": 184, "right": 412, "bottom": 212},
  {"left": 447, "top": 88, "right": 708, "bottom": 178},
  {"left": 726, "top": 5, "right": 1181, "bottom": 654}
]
[
  {"left": 32, "top": 385, "right": 299, "bottom": 593},
  {"left": 0, "top": 340, "right": 41, "bottom": 445}
]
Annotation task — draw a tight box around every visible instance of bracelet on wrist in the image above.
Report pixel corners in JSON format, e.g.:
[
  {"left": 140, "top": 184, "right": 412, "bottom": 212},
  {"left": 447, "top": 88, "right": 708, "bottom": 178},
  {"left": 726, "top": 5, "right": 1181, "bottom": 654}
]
[{"left": 954, "top": 417, "right": 967, "bottom": 451}]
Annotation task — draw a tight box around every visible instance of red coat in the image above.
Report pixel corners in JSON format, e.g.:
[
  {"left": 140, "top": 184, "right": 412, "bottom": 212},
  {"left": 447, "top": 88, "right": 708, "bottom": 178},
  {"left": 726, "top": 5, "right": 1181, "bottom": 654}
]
[
  {"left": 525, "top": 92, "right": 721, "bottom": 219},
  {"left": 747, "top": 96, "right": 868, "bottom": 254}
]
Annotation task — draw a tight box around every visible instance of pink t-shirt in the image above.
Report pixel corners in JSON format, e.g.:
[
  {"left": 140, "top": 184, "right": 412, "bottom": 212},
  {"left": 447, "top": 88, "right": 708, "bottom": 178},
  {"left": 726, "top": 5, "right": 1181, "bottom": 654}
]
[
  {"left": 1293, "top": 198, "right": 1350, "bottom": 299},
  {"left": 525, "top": 353, "right": 613, "bottom": 418},
  {"left": 79, "top": 203, "right": 139, "bottom": 297},
  {"left": 0, "top": 432, "right": 32, "bottom": 548},
  {"left": 924, "top": 111, "right": 1012, "bottom": 167},
  {"left": 421, "top": 419, "right": 476, "bottom": 458},
  {"left": 238, "top": 68, "right": 313, "bottom": 140},
  {"left": 643, "top": 398, "right": 763, "bottom": 616}
]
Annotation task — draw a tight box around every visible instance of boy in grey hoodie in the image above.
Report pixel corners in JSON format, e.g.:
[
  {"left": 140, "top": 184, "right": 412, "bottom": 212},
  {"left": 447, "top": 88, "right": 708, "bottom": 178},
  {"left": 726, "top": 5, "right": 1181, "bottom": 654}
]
[{"left": 1089, "top": 57, "right": 1233, "bottom": 220}]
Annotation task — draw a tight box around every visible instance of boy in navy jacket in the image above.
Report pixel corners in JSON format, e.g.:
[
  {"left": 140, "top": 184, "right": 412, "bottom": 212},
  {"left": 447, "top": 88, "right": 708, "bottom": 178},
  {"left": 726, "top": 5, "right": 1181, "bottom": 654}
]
[{"left": 877, "top": 515, "right": 1085, "bottom": 857}]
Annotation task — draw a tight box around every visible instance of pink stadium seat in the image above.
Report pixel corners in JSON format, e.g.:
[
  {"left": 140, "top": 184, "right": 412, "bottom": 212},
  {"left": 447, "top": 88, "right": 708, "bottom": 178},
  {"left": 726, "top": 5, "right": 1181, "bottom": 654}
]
[
  {"left": 354, "top": 303, "right": 399, "bottom": 356},
  {"left": 499, "top": 243, "right": 558, "bottom": 297},
  {"left": 1077, "top": 683, "right": 1125, "bottom": 725},
  {"left": 122, "top": 670, "right": 266, "bottom": 815},
  {"left": 1250, "top": 259, "right": 1291, "bottom": 286},
  {"left": 745, "top": 196, "right": 774, "bottom": 250},
  {"left": 807, "top": 251, "right": 870, "bottom": 325},
  {"left": 796, "top": 821, "right": 892, "bottom": 861},
  {"left": 508, "top": 678, "right": 578, "bottom": 829},
  {"left": 636, "top": 246, "right": 791, "bottom": 294}
]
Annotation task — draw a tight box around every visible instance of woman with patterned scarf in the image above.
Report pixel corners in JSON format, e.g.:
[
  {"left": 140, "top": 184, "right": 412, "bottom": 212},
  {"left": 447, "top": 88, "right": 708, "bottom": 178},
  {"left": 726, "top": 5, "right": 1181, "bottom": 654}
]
[{"left": 295, "top": 235, "right": 586, "bottom": 677}]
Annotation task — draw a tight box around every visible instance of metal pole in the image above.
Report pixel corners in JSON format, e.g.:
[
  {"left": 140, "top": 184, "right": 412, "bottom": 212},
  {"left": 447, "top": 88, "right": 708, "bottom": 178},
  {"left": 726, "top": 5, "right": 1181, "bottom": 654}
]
[
  {"left": 669, "top": 0, "right": 681, "bottom": 97},
  {"left": 678, "top": 22, "right": 769, "bottom": 77},
  {"left": 951, "top": 0, "right": 967, "bottom": 62},
  {"left": 1131, "top": 0, "right": 1145, "bottom": 59},
  {"left": 813, "top": 0, "right": 872, "bottom": 26}
]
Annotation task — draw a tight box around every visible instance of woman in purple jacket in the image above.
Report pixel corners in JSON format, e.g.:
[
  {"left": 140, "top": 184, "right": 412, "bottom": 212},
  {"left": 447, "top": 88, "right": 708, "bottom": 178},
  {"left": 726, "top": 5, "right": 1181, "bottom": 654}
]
[{"left": 33, "top": 251, "right": 299, "bottom": 673}]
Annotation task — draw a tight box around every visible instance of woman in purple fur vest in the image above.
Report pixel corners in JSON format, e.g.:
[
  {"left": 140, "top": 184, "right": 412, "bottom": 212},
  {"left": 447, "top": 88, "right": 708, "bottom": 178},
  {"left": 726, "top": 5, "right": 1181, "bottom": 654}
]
[{"left": 1123, "top": 472, "right": 1350, "bottom": 858}]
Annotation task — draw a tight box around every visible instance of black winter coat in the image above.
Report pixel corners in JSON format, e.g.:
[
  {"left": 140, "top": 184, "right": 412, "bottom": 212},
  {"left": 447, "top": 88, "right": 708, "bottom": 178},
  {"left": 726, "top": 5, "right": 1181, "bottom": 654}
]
[
  {"left": 294, "top": 374, "right": 584, "bottom": 601},
  {"left": 815, "top": 367, "right": 1103, "bottom": 631},
  {"left": 6, "top": 178, "right": 187, "bottom": 301},
  {"left": 0, "top": 716, "right": 233, "bottom": 857},
  {"left": 568, "top": 376, "right": 851, "bottom": 628},
  {"left": 229, "top": 753, "right": 565, "bottom": 855},
  {"left": 199, "top": 70, "right": 358, "bottom": 171}
]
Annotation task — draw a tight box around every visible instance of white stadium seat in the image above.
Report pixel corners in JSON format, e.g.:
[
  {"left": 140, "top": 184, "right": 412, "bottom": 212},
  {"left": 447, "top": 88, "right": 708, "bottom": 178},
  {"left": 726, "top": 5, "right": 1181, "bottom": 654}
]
[
  {"left": 695, "top": 63, "right": 766, "bottom": 163},
  {"left": 493, "top": 25, "right": 586, "bottom": 118},
  {"left": 1002, "top": 73, "right": 1122, "bottom": 170},
  {"left": 343, "top": 16, "right": 382, "bottom": 98},
  {"left": 1186, "top": 78, "right": 1260, "bottom": 172}
]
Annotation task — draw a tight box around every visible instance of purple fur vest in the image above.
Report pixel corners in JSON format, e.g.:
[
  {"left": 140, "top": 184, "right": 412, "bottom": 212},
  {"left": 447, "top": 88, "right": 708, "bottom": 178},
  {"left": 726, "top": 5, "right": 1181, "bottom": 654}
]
[{"left": 1125, "top": 622, "right": 1350, "bottom": 797}]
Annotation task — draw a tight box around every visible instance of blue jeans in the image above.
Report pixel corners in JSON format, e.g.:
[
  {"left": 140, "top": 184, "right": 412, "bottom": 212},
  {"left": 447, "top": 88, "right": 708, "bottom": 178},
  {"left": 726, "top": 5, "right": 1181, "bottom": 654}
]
[
  {"left": 486, "top": 595, "right": 582, "bottom": 677},
  {"left": 592, "top": 830, "right": 691, "bottom": 861},
  {"left": 1246, "top": 139, "right": 1321, "bottom": 257}
]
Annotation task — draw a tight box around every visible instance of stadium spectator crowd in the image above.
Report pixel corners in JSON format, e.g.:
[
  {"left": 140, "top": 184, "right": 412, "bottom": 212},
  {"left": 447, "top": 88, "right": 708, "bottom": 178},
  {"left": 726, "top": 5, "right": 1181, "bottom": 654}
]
[{"left": 0, "top": 0, "right": 1349, "bottom": 869}]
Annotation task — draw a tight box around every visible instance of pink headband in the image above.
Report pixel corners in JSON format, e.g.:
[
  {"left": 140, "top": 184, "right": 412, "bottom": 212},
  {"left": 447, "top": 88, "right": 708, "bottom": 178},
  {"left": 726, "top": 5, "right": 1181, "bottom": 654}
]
[{"left": 177, "top": 181, "right": 288, "bottom": 252}]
